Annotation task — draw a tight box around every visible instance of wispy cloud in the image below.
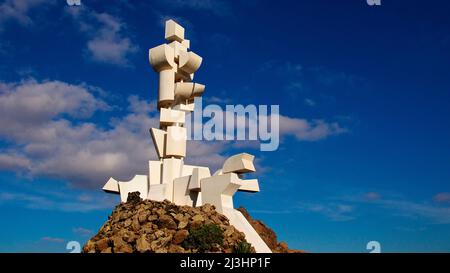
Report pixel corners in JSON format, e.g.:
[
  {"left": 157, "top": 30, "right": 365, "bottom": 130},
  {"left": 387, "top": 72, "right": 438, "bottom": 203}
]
[
  {"left": 298, "top": 202, "right": 356, "bottom": 222},
  {"left": 433, "top": 192, "right": 450, "bottom": 204},
  {"left": 339, "top": 191, "right": 450, "bottom": 224},
  {"left": 291, "top": 190, "right": 450, "bottom": 224},
  {"left": 0, "top": 0, "right": 52, "bottom": 30},
  {"left": 304, "top": 98, "right": 316, "bottom": 107},
  {"left": 0, "top": 191, "right": 117, "bottom": 212},
  {"left": 363, "top": 191, "right": 381, "bottom": 201},
  {"left": 72, "top": 227, "right": 93, "bottom": 237},
  {"left": 66, "top": 7, "right": 138, "bottom": 66},
  {"left": 40, "top": 237, "right": 65, "bottom": 243},
  {"left": 278, "top": 115, "right": 347, "bottom": 141}
]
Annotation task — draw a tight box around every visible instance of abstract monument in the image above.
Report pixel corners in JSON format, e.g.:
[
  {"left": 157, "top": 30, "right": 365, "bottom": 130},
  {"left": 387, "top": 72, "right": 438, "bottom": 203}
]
[{"left": 102, "top": 19, "right": 271, "bottom": 253}]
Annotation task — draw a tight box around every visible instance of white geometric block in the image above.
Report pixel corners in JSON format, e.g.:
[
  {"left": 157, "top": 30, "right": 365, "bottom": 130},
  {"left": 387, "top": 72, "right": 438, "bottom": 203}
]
[
  {"left": 181, "top": 39, "right": 190, "bottom": 49},
  {"left": 103, "top": 177, "right": 119, "bottom": 193},
  {"left": 149, "top": 160, "right": 162, "bottom": 185},
  {"left": 165, "top": 19, "right": 185, "bottom": 42},
  {"left": 117, "top": 175, "right": 149, "bottom": 203},
  {"left": 181, "top": 165, "right": 210, "bottom": 176},
  {"left": 173, "top": 176, "right": 194, "bottom": 206},
  {"left": 238, "top": 179, "right": 260, "bottom": 192},
  {"left": 147, "top": 184, "right": 167, "bottom": 202},
  {"left": 179, "top": 51, "right": 203, "bottom": 74},
  {"left": 174, "top": 82, "right": 205, "bottom": 103},
  {"left": 222, "top": 153, "right": 256, "bottom": 174},
  {"left": 161, "top": 157, "right": 183, "bottom": 200},
  {"left": 173, "top": 102, "right": 195, "bottom": 112},
  {"left": 150, "top": 128, "right": 166, "bottom": 158},
  {"left": 181, "top": 164, "right": 196, "bottom": 176},
  {"left": 189, "top": 167, "right": 211, "bottom": 191},
  {"left": 165, "top": 126, "right": 187, "bottom": 157},
  {"left": 200, "top": 173, "right": 243, "bottom": 213},
  {"left": 168, "top": 40, "right": 188, "bottom": 60},
  {"left": 194, "top": 191, "right": 202, "bottom": 207},
  {"left": 148, "top": 44, "right": 176, "bottom": 72},
  {"left": 160, "top": 108, "right": 185, "bottom": 126}
]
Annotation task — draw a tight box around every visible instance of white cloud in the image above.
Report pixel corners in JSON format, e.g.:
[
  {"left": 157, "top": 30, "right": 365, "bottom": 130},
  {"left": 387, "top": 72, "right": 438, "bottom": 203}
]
[
  {"left": 40, "top": 237, "right": 65, "bottom": 243},
  {"left": 433, "top": 192, "right": 450, "bottom": 204},
  {"left": 339, "top": 191, "right": 450, "bottom": 224},
  {"left": 304, "top": 98, "right": 316, "bottom": 106},
  {"left": 376, "top": 199, "right": 450, "bottom": 224},
  {"left": 0, "top": 77, "right": 346, "bottom": 191},
  {"left": 298, "top": 202, "right": 356, "bottom": 222},
  {"left": 0, "top": 191, "right": 118, "bottom": 212},
  {"left": 0, "top": 79, "right": 108, "bottom": 125},
  {"left": 0, "top": 0, "right": 50, "bottom": 29},
  {"left": 363, "top": 191, "right": 381, "bottom": 201},
  {"left": 72, "top": 227, "right": 93, "bottom": 237},
  {"left": 0, "top": 78, "right": 227, "bottom": 189},
  {"left": 67, "top": 8, "right": 138, "bottom": 66},
  {"left": 278, "top": 115, "right": 347, "bottom": 141},
  {"left": 0, "top": 153, "right": 31, "bottom": 171}
]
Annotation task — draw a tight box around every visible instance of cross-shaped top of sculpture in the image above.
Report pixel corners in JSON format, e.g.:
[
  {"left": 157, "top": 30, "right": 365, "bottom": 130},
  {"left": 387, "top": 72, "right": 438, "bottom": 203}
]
[{"left": 149, "top": 19, "right": 205, "bottom": 111}]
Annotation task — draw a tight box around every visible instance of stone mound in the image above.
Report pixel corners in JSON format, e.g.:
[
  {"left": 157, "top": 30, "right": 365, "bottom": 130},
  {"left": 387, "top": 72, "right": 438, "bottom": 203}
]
[{"left": 83, "top": 195, "right": 255, "bottom": 253}]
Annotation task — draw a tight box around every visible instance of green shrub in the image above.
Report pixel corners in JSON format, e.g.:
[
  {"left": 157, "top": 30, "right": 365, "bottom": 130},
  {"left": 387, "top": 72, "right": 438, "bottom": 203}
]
[
  {"left": 183, "top": 224, "right": 224, "bottom": 252},
  {"left": 233, "top": 241, "right": 253, "bottom": 253}
]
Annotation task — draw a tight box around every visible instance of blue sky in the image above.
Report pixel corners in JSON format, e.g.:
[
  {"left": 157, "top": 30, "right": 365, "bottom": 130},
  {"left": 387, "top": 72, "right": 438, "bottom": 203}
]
[{"left": 1, "top": 0, "right": 450, "bottom": 252}]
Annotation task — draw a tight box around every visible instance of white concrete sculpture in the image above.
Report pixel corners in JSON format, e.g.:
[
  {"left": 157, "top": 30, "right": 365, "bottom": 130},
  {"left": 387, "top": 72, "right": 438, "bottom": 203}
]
[{"left": 102, "top": 19, "right": 271, "bottom": 253}]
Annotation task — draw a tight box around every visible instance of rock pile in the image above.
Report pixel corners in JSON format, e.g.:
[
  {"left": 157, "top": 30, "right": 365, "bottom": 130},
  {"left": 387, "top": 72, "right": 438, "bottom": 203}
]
[{"left": 83, "top": 193, "right": 255, "bottom": 253}]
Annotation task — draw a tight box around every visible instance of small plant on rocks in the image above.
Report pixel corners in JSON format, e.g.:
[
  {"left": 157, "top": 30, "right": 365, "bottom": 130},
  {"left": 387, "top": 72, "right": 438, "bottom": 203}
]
[
  {"left": 183, "top": 224, "right": 224, "bottom": 252},
  {"left": 233, "top": 241, "right": 253, "bottom": 253}
]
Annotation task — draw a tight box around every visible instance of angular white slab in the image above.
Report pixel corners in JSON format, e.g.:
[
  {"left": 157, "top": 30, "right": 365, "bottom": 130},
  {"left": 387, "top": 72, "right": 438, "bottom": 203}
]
[
  {"left": 200, "top": 173, "right": 243, "bottom": 213},
  {"left": 173, "top": 176, "right": 196, "bottom": 206},
  {"left": 117, "top": 175, "right": 149, "bottom": 203},
  {"left": 160, "top": 108, "right": 185, "bottom": 125},
  {"left": 222, "top": 153, "right": 256, "bottom": 174},
  {"left": 149, "top": 160, "right": 162, "bottom": 185},
  {"left": 147, "top": 184, "right": 167, "bottom": 202},
  {"left": 182, "top": 165, "right": 210, "bottom": 177},
  {"left": 165, "top": 19, "right": 185, "bottom": 42},
  {"left": 194, "top": 191, "right": 202, "bottom": 207},
  {"left": 150, "top": 128, "right": 166, "bottom": 158},
  {"left": 168, "top": 40, "right": 188, "bottom": 62},
  {"left": 238, "top": 179, "right": 260, "bottom": 192},
  {"left": 222, "top": 208, "right": 272, "bottom": 253},
  {"left": 103, "top": 177, "right": 119, "bottom": 193},
  {"left": 179, "top": 51, "right": 203, "bottom": 74},
  {"left": 189, "top": 167, "right": 211, "bottom": 191},
  {"left": 161, "top": 158, "right": 183, "bottom": 200},
  {"left": 165, "top": 126, "right": 187, "bottom": 157},
  {"left": 173, "top": 102, "right": 195, "bottom": 112},
  {"left": 181, "top": 39, "right": 190, "bottom": 49}
]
